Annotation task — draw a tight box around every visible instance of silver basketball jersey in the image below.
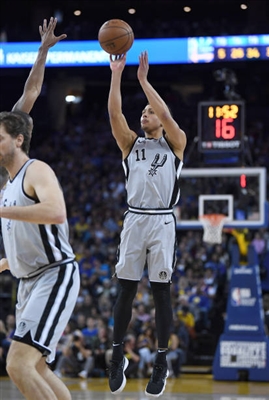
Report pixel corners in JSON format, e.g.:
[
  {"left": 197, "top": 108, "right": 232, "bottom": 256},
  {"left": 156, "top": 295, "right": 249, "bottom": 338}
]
[
  {"left": 1, "top": 159, "right": 75, "bottom": 278},
  {"left": 123, "top": 136, "right": 183, "bottom": 210}
]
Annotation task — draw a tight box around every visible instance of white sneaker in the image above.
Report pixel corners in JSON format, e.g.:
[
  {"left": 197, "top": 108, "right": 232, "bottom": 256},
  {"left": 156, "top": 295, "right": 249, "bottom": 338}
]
[{"left": 78, "top": 370, "right": 88, "bottom": 379}]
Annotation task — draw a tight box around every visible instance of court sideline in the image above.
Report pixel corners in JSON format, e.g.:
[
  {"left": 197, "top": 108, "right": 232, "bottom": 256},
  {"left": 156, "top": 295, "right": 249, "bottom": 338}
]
[{"left": 1, "top": 373, "right": 269, "bottom": 400}]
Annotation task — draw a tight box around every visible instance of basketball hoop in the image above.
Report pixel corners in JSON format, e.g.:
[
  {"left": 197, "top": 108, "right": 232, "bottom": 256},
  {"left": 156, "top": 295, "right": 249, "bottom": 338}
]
[{"left": 199, "top": 214, "right": 227, "bottom": 244}]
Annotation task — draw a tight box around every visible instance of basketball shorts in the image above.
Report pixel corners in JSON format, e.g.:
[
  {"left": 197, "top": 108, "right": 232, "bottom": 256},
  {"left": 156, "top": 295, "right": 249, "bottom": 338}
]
[
  {"left": 115, "top": 211, "right": 177, "bottom": 282},
  {"left": 13, "top": 261, "right": 80, "bottom": 364}
]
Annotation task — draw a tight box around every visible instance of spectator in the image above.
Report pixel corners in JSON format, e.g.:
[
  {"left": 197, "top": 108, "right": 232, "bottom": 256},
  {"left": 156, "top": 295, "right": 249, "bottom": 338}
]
[
  {"left": 54, "top": 330, "right": 94, "bottom": 379},
  {"left": 177, "top": 304, "right": 196, "bottom": 339},
  {"left": 175, "top": 317, "right": 190, "bottom": 361},
  {"left": 177, "top": 275, "right": 192, "bottom": 299},
  {"left": 188, "top": 282, "right": 212, "bottom": 332},
  {"left": 75, "top": 313, "right": 87, "bottom": 331},
  {"left": 166, "top": 331, "right": 185, "bottom": 378},
  {"left": 132, "top": 303, "right": 151, "bottom": 336},
  {"left": 90, "top": 325, "right": 112, "bottom": 377},
  {"left": 73, "top": 213, "right": 91, "bottom": 242},
  {"left": 225, "top": 228, "right": 252, "bottom": 265},
  {"left": 251, "top": 230, "right": 266, "bottom": 258},
  {"left": 137, "top": 325, "right": 157, "bottom": 378},
  {"left": 81, "top": 316, "right": 98, "bottom": 347},
  {"left": 123, "top": 333, "right": 140, "bottom": 378},
  {"left": 91, "top": 258, "right": 111, "bottom": 284},
  {"left": 76, "top": 294, "right": 95, "bottom": 319},
  {"left": 134, "top": 277, "right": 151, "bottom": 307}
]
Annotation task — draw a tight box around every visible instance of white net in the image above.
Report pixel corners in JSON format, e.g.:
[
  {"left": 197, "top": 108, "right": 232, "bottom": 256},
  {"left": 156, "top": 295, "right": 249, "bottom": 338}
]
[{"left": 199, "top": 214, "right": 227, "bottom": 244}]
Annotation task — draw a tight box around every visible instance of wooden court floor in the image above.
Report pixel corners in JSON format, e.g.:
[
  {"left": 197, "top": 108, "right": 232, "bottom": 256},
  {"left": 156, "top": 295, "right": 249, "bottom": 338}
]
[{"left": 1, "top": 374, "right": 269, "bottom": 400}]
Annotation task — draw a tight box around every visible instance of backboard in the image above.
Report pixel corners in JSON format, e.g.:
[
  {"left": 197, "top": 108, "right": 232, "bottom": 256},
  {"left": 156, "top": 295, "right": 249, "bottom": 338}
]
[{"left": 175, "top": 167, "right": 268, "bottom": 229}]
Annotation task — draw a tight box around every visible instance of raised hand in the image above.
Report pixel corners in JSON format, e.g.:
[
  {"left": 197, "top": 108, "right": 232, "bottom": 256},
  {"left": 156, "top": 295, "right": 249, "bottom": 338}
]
[
  {"left": 39, "top": 17, "right": 67, "bottom": 49},
  {"left": 137, "top": 51, "right": 149, "bottom": 82},
  {"left": 109, "top": 53, "right": 127, "bottom": 72}
]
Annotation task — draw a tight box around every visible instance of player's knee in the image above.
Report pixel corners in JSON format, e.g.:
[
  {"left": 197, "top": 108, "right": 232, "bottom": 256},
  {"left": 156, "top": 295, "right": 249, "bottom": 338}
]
[{"left": 6, "top": 354, "right": 23, "bottom": 382}]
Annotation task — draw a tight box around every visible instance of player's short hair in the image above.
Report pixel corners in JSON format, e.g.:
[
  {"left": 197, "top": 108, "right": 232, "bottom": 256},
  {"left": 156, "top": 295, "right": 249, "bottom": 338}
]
[
  {"left": 0, "top": 111, "right": 32, "bottom": 154},
  {"left": 145, "top": 103, "right": 173, "bottom": 117}
]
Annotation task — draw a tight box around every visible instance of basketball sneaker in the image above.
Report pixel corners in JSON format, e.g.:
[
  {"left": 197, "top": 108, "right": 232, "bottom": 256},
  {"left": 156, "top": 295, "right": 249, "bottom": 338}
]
[
  {"left": 145, "top": 363, "right": 169, "bottom": 397},
  {"left": 109, "top": 356, "right": 129, "bottom": 394}
]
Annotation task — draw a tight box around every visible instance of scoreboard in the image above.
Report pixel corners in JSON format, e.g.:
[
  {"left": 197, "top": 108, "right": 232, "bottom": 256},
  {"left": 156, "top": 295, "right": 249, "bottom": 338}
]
[
  {"left": 215, "top": 45, "right": 269, "bottom": 62},
  {"left": 198, "top": 101, "right": 245, "bottom": 153}
]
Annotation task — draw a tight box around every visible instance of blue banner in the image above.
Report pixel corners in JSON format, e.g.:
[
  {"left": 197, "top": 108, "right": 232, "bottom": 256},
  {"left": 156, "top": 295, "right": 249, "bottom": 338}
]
[{"left": 0, "top": 34, "right": 268, "bottom": 68}]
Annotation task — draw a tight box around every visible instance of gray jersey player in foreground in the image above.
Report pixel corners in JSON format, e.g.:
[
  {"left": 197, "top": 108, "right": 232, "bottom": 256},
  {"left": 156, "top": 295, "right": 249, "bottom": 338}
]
[
  {"left": 0, "top": 19, "right": 80, "bottom": 400},
  {"left": 108, "top": 51, "right": 186, "bottom": 397}
]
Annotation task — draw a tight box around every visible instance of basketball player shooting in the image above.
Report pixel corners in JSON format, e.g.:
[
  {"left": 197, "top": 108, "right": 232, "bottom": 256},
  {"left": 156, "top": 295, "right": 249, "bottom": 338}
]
[{"left": 107, "top": 50, "right": 187, "bottom": 397}]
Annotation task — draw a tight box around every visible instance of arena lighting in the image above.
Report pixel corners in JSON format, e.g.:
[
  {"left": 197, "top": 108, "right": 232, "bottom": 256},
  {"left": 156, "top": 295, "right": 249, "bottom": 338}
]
[
  {"left": 128, "top": 8, "right": 136, "bottom": 14},
  {"left": 240, "top": 3, "right": 248, "bottom": 10},
  {"left": 74, "top": 10, "right": 82, "bottom": 16},
  {"left": 183, "top": 6, "right": 191, "bottom": 12},
  {"left": 65, "top": 95, "right": 82, "bottom": 103}
]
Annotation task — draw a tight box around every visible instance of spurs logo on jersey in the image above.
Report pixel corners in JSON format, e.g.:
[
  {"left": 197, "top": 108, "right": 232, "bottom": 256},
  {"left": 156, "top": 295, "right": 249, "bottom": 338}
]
[
  {"left": 159, "top": 271, "right": 168, "bottom": 280},
  {"left": 3, "top": 198, "right": 16, "bottom": 232},
  {"left": 17, "top": 321, "right": 27, "bottom": 335},
  {"left": 148, "top": 153, "right": 167, "bottom": 176}
]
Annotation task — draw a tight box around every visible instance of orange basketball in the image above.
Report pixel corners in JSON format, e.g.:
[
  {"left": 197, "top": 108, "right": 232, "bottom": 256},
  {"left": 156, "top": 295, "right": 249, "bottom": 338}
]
[{"left": 98, "top": 19, "right": 134, "bottom": 55}]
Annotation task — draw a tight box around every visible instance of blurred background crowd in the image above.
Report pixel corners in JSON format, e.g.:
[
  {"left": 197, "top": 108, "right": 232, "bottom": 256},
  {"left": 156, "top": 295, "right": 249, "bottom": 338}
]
[{"left": 0, "top": 0, "right": 269, "bottom": 379}]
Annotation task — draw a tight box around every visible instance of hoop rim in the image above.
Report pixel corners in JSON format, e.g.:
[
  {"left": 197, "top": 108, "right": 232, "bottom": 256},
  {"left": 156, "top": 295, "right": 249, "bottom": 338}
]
[{"left": 199, "top": 213, "right": 227, "bottom": 226}]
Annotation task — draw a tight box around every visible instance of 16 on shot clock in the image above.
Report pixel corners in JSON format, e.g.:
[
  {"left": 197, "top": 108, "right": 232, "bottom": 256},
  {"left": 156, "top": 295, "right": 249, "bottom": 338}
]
[{"left": 198, "top": 101, "right": 245, "bottom": 152}]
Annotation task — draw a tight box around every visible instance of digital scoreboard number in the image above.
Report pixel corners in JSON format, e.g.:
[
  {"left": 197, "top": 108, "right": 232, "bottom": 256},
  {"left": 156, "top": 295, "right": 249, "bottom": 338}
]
[{"left": 198, "top": 101, "right": 245, "bottom": 153}]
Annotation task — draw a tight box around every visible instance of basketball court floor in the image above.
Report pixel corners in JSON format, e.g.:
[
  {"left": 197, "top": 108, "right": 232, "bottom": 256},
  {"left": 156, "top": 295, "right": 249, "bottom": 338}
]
[{"left": 1, "top": 374, "right": 269, "bottom": 400}]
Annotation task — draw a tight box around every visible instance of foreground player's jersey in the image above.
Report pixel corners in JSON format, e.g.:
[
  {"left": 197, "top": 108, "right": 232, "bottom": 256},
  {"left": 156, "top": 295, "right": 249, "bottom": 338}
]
[{"left": 1, "top": 159, "right": 75, "bottom": 278}]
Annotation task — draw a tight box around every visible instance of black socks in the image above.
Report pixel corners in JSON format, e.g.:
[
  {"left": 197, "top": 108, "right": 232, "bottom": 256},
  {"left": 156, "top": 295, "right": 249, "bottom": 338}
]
[
  {"left": 155, "top": 349, "right": 168, "bottom": 365},
  {"left": 112, "top": 342, "right": 124, "bottom": 363}
]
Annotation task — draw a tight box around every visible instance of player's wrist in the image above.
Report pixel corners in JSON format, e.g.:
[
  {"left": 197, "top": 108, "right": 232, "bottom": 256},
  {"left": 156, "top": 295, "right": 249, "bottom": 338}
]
[
  {"left": 138, "top": 77, "right": 148, "bottom": 86},
  {"left": 38, "top": 44, "right": 50, "bottom": 53}
]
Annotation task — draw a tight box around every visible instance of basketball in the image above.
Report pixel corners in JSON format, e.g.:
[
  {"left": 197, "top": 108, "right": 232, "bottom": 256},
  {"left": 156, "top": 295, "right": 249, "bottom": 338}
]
[{"left": 98, "top": 19, "right": 134, "bottom": 55}]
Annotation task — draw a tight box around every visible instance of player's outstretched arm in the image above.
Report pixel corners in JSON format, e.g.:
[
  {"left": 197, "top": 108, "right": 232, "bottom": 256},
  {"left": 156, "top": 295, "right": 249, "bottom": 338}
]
[
  {"left": 108, "top": 54, "right": 137, "bottom": 155},
  {"left": 12, "top": 17, "right": 67, "bottom": 113},
  {"left": 137, "top": 51, "right": 186, "bottom": 158}
]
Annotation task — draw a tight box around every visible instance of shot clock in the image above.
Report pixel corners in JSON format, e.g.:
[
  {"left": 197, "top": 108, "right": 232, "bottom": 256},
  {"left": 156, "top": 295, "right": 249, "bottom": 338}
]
[{"left": 198, "top": 101, "right": 245, "bottom": 153}]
